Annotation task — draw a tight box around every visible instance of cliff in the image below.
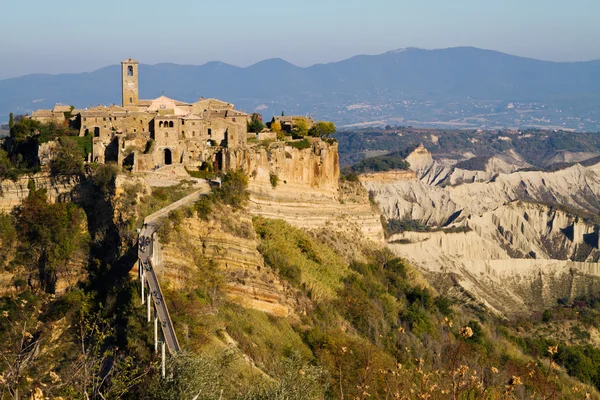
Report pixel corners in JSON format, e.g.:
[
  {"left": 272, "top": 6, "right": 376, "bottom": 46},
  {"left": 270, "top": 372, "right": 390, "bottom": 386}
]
[
  {"left": 0, "top": 173, "right": 83, "bottom": 213},
  {"left": 225, "top": 140, "right": 385, "bottom": 242}
]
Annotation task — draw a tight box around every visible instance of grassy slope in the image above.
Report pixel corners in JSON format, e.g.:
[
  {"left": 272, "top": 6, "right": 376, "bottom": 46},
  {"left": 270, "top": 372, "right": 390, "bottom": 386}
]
[{"left": 2, "top": 177, "right": 600, "bottom": 398}]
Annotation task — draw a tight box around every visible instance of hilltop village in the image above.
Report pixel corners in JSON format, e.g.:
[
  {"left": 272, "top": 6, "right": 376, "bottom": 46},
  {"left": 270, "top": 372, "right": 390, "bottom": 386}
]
[{"left": 29, "top": 58, "right": 323, "bottom": 173}]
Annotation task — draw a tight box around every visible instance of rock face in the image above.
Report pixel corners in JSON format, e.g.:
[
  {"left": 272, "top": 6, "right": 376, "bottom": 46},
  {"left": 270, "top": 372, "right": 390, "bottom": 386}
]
[
  {"left": 0, "top": 173, "right": 83, "bottom": 213},
  {"left": 160, "top": 212, "right": 294, "bottom": 317},
  {"left": 365, "top": 145, "right": 600, "bottom": 314},
  {"left": 226, "top": 140, "right": 385, "bottom": 242}
]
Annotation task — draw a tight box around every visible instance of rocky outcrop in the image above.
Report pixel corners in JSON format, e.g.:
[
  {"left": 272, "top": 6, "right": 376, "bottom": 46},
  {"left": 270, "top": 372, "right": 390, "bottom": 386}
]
[
  {"left": 226, "top": 140, "right": 385, "bottom": 242},
  {"left": 160, "top": 212, "right": 293, "bottom": 317},
  {"left": 0, "top": 173, "right": 83, "bottom": 213}
]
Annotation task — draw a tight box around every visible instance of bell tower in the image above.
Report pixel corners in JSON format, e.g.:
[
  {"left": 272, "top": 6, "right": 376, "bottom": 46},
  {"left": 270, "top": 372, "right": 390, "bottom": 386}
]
[{"left": 121, "top": 59, "right": 139, "bottom": 108}]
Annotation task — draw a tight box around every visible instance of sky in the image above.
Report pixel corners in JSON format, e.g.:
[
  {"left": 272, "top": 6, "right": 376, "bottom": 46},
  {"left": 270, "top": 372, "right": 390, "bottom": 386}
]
[{"left": 0, "top": 0, "right": 599, "bottom": 79}]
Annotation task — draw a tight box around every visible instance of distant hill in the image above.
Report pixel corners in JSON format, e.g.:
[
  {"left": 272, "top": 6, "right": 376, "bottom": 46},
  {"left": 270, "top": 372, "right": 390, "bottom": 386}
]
[{"left": 1, "top": 47, "right": 599, "bottom": 130}]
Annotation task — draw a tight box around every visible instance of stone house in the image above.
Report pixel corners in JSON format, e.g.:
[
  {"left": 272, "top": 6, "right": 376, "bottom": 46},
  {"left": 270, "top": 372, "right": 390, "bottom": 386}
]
[{"left": 32, "top": 59, "right": 250, "bottom": 172}]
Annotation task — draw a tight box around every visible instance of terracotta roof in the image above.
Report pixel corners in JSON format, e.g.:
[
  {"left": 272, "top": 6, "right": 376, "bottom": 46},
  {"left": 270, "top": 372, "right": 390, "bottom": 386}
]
[{"left": 122, "top": 58, "right": 139, "bottom": 64}]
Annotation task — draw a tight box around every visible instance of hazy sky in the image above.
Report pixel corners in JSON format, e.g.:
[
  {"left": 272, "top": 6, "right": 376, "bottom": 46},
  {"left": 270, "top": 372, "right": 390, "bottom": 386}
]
[{"left": 0, "top": 0, "right": 598, "bottom": 79}]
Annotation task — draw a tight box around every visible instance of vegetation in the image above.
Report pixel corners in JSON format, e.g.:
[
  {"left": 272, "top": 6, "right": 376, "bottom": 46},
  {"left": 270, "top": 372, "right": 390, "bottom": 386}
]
[
  {"left": 90, "top": 162, "right": 119, "bottom": 195},
  {"left": 336, "top": 126, "right": 600, "bottom": 168},
  {"left": 14, "top": 188, "right": 88, "bottom": 293},
  {"left": 50, "top": 139, "right": 85, "bottom": 176},
  {"left": 286, "top": 138, "right": 311, "bottom": 150},
  {"left": 308, "top": 121, "right": 336, "bottom": 140},
  {"left": 291, "top": 118, "right": 309, "bottom": 138},
  {"left": 351, "top": 151, "right": 410, "bottom": 173},
  {"left": 247, "top": 113, "right": 265, "bottom": 133},
  {"left": 269, "top": 172, "right": 279, "bottom": 188},
  {"left": 386, "top": 217, "right": 472, "bottom": 235},
  {"left": 270, "top": 119, "right": 282, "bottom": 133}
]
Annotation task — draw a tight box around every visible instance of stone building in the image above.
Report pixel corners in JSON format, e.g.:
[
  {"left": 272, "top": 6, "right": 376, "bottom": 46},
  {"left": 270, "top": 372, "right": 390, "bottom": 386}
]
[{"left": 32, "top": 59, "right": 250, "bottom": 171}]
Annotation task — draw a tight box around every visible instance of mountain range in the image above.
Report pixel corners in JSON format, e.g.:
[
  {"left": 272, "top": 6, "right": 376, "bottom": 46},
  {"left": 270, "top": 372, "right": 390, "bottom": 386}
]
[{"left": 1, "top": 47, "right": 599, "bottom": 130}]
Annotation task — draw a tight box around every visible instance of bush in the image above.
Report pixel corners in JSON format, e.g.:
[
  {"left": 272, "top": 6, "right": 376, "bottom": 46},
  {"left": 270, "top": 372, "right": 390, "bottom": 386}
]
[
  {"left": 143, "top": 139, "right": 154, "bottom": 154},
  {"left": 90, "top": 162, "right": 118, "bottom": 194},
  {"left": 351, "top": 152, "right": 410, "bottom": 173},
  {"left": 195, "top": 195, "right": 213, "bottom": 220},
  {"left": 214, "top": 169, "right": 249, "bottom": 208},
  {"left": 286, "top": 139, "right": 311, "bottom": 150},
  {"left": 50, "top": 140, "right": 84, "bottom": 176},
  {"left": 269, "top": 172, "right": 279, "bottom": 188}
]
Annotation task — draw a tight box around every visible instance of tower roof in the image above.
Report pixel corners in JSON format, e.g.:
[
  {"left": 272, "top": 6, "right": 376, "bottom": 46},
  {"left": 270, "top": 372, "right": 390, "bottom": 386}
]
[{"left": 121, "top": 58, "right": 139, "bottom": 64}]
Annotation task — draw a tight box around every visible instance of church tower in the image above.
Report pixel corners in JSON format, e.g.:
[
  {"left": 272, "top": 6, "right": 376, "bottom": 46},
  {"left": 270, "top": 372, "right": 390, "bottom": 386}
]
[{"left": 121, "top": 59, "right": 139, "bottom": 108}]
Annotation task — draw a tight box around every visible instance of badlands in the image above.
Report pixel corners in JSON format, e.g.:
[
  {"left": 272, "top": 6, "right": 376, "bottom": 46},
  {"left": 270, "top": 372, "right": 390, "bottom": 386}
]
[{"left": 364, "top": 145, "right": 600, "bottom": 315}]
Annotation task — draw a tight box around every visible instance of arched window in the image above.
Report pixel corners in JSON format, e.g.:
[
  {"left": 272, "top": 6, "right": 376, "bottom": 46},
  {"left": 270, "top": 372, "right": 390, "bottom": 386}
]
[
  {"left": 128, "top": 66, "right": 133, "bottom": 76},
  {"left": 169, "top": 121, "right": 174, "bottom": 128},
  {"left": 159, "top": 121, "right": 163, "bottom": 128},
  {"left": 129, "top": 97, "right": 133, "bottom": 103}
]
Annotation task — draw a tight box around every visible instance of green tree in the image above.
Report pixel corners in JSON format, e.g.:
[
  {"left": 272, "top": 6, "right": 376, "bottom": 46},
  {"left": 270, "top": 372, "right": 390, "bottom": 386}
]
[
  {"left": 8, "top": 112, "right": 14, "bottom": 129},
  {"left": 50, "top": 139, "right": 84, "bottom": 176},
  {"left": 292, "top": 118, "right": 309, "bottom": 138},
  {"left": 15, "top": 188, "right": 88, "bottom": 293},
  {"left": 248, "top": 113, "right": 265, "bottom": 133},
  {"left": 214, "top": 169, "right": 249, "bottom": 208},
  {"left": 308, "top": 121, "right": 337, "bottom": 139}
]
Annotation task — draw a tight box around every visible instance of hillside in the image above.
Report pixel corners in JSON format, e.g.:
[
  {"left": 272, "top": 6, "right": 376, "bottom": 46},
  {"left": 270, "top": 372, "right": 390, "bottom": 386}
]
[
  {"left": 4, "top": 119, "right": 600, "bottom": 397},
  {"left": 2, "top": 47, "right": 600, "bottom": 130}
]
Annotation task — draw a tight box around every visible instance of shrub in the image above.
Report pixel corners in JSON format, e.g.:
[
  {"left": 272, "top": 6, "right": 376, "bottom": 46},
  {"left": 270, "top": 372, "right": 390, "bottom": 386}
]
[
  {"left": 351, "top": 152, "right": 410, "bottom": 173},
  {"left": 214, "top": 169, "right": 249, "bottom": 208},
  {"left": 50, "top": 140, "right": 84, "bottom": 176},
  {"left": 269, "top": 172, "right": 279, "bottom": 188},
  {"left": 195, "top": 196, "right": 213, "bottom": 220},
  {"left": 286, "top": 139, "right": 311, "bottom": 150},
  {"left": 143, "top": 139, "right": 154, "bottom": 154},
  {"left": 90, "top": 162, "right": 118, "bottom": 194}
]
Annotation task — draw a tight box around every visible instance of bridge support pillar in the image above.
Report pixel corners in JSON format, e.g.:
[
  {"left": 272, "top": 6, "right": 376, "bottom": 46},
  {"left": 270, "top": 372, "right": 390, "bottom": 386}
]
[
  {"left": 161, "top": 340, "right": 166, "bottom": 378},
  {"left": 147, "top": 293, "right": 151, "bottom": 323},
  {"left": 154, "top": 311, "right": 158, "bottom": 353},
  {"left": 141, "top": 273, "right": 145, "bottom": 304}
]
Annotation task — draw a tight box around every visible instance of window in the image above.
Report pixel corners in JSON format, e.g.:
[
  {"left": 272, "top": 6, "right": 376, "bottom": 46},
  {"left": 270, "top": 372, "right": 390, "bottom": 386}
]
[
  {"left": 103, "top": 117, "right": 106, "bottom": 121},
  {"left": 192, "top": 122, "right": 195, "bottom": 126},
  {"left": 192, "top": 132, "right": 195, "bottom": 137},
  {"left": 142, "top": 128, "right": 145, "bottom": 132},
  {"left": 182, "top": 131, "right": 185, "bottom": 136},
  {"left": 130, "top": 97, "right": 133, "bottom": 103},
  {"left": 208, "top": 128, "right": 212, "bottom": 136},
  {"left": 169, "top": 121, "right": 174, "bottom": 128},
  {"left": 182, "top": 120, "right": 185, "bottom": 125},
  {"left": 159, "top": 121, "right": 163, "bottom": 128},
  {"left": 165, "top": 132, "right": 168, "bottom": 138},
  {"left": 232, "top": 118, "right": 236, "bottom": 122},
  {"left": 83, "top": 125, "right": 87, "bottom": 129},
  {"left": 134, "top": 129, "right": 137, "bottom": 133},
  {"left": 103, "top": 125, "right": 106, "bottom": 128},
  {"left": 83, "top": 117, "right": 87, "bottom": 121},
  {"left": 128, "top": 66, "right": 133, "bottom": 76}
]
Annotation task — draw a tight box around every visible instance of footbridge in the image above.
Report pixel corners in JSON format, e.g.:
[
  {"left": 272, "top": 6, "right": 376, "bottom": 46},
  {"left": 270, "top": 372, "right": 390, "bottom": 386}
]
[{"left": 136, "top": 187, "right": 208, "bottom": 376}]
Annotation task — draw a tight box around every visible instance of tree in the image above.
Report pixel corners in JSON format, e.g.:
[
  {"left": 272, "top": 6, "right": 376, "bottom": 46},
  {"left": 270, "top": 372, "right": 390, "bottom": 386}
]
[
  {"left": 281, "top": 110, "right": 285, "bottom": 116},
  {"left": 247, "top": 114, "right": 265, "bottom": 133},
  {"left": 50, "top": 139, "right": 84, "bottom": 176},
  {"left": 15, "top": 188, "right": 88, "bottom": 293},
  {"left": 8, "top": 112, "right": 14, "bottom": 129},
  {"left": 271, "top": 120, "right": 282, "bottom": 133},
  {"left": 308, "top": 121, "right": 337, "bottom": 139},
  {"left": 292, "top": 118, "right": 309, "bottom": 138}
]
